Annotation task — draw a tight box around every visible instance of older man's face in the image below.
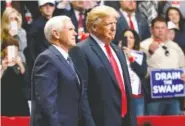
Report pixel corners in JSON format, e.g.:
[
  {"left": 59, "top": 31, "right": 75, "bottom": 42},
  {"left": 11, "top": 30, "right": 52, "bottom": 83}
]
[
  {"left": 94, "top": 16, "right": 117, "bottom": 44},
  {"left": 59, "top": 20, "right": 77, "bottom": 49}
]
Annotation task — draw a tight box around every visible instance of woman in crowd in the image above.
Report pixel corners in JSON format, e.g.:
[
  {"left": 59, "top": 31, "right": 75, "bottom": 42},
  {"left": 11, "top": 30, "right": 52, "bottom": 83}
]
[
  {"left": 1, "top": 37, "right": 30, "bottom": 116},
  {"left": 166, "top": 8, "right": 185, "bottom": 114},
  {"left": 119, "top": 29, "right": 147, "bottom": 116},
  {"left": 166, "top": 7, "right": 185, "bottom": 54},
  {"left": 1, "top": 7, "right": 27, "bottom": 63}
]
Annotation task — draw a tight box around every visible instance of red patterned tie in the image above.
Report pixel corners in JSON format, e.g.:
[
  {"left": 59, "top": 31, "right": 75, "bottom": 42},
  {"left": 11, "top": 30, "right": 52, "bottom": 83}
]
[
  {"left": 104, "top": 44, "right": 127, "bottom": 117},
  {"left": 78, "top": 12, "right": 84, "bottom": 28},
  {"left": 128, "top": 14, "right": 135, "bottom": 30}
]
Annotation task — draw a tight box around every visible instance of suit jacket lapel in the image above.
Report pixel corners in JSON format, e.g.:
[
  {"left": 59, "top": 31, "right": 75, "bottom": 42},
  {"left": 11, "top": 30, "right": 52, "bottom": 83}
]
[
  {"left": 68, "top": 7, "right": 78, "bottom": 33},
  {"left": 49, "top": 46, "right": 79, "bottom": 86},
  {"left": 89, "top": 37, "right": 118, "bottom": 86},
  {"left": 135, "top": 13, "right": 142, "bottom": 37},
  {"left": 119, "top": 11, "right": 129, "bottom": 29}
]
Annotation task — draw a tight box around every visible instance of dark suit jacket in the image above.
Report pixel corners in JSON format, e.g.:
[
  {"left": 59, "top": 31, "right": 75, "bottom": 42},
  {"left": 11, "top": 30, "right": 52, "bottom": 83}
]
[
  {"left": 27, "top": 16, "right": 50, "bottom": 61},
  {"left": 129, "top": 53, "right": 148, "bottom": 97},
  {"left": 69, "top": 36, "right": 137, "bottom": 126},
  {"left": 114, "top": 11, "right": 150, "bottom": 45},
  {"left": 30, "top": 45, "right": 84, "bottom": 126}
]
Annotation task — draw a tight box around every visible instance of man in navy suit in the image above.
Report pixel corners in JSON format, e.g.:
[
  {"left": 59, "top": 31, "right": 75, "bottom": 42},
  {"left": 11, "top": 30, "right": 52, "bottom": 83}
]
[
  {"left": 54, "top": 1, "right": 88, "bottom": 43},
  {"left": 30, "top": 16, "right": 93, "bottom": 126},
  {"left": 114, "top": 0, "right": 150, "bottom": 45},
  {"left": 70, "top": 5, "right": 137, "bottom": 126}
]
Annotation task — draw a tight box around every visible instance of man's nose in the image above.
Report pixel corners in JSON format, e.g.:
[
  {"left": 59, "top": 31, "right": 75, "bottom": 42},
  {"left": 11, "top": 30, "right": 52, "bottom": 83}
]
[
  {"left": 111, "top": 24, "right": 116, "bottom": 31},
  {"left": 74, "top": 31, "right": 77, "bottom": 36}
]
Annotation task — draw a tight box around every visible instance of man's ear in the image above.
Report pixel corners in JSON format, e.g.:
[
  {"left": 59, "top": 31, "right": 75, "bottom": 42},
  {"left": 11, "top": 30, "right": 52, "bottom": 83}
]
[
  {"left": 52, "top": 30, "right": 60, "bottom": 39},
  {"left": 92, "top": 24, "right": 96, "bottom": 32}
]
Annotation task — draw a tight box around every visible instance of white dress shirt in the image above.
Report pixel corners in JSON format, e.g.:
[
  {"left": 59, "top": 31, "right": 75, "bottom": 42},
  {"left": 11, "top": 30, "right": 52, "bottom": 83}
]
[
  {"left": 74, "top": 9, "right": 84, "bottom": 21},
  {"left": 53, "top": 44, "right": 69, "bottom": 60}
]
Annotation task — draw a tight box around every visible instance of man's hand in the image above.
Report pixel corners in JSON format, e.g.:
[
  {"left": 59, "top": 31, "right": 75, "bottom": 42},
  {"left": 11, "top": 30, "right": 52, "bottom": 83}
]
[
  {"left": 1, "top": 57, "right": 9, "bottom": 79},
  {"left": 148, "top": 42, "right": 159, "bottom": 54}
]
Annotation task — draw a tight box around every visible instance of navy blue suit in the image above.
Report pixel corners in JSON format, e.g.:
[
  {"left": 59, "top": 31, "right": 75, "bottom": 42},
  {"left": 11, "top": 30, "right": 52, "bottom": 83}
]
[
  {"left": 114, "top": 11, "right": 150, "bottom": 45},
  {"left": 28, "top": 16, "right": 50, "bottom": 61},
  {"left": 69, "top": 37, "right": 137, "bottom": 126},
  {"left": 31, "top": 45, "right": 84, "bottom": 126}
]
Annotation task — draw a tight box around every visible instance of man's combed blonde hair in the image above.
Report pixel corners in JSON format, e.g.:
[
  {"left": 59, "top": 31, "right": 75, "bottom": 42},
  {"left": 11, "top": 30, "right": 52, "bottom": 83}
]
[{"left": 86, "top": 5, "right": 120, "bottom": 32}]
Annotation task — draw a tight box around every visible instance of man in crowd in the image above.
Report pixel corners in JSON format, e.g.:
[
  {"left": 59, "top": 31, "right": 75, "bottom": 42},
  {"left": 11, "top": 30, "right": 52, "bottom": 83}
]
[
  {"left": 54, "top": 1, "right": 88, "bottom": 42},
  {"left": 114, "top": 0, "right": 150, "bottom": 45},
  {"left": 140, "top": 16, "right": 185, "bottom": 115},
  {"left": 27, "top": 0, "right": 55, "bottom": 75},
  {"left": 70, "top": 5, "right": 137, "bottom": 126},
  {"left": 31, "top": 15, "right": 93, "bottom": 126}
]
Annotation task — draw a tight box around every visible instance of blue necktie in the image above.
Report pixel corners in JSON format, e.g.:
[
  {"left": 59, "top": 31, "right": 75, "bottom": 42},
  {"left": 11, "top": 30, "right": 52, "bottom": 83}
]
[
  {"left": 67, "top": 57, "right": 75, "bottom": 73},
  {"left": 67, "top": 57, "right": 80, "bottom": 84}
]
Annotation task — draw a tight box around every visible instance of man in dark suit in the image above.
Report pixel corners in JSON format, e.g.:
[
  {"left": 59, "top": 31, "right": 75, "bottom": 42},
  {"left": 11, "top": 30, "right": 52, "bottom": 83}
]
[
  {"left": 30, "top": 16, "right": 93, "bottom": 126},
  {"left": 70, "top": 5, "right": 137, "bottom": 126},
  {"left": 26, "top": 0, "right": 56, "bottom": 86},
  {"left": 114, "top": 0, "right": 150, "bottom": 45},
  {"left": 54, "top": 1, "right": 88, "bottom": 43}
]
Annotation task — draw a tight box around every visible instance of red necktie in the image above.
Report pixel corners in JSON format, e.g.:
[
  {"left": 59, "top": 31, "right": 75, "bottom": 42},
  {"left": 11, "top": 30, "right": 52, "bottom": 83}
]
[
  {"left": 78, "top": 12, "right": 84, "bottom": 28},
  {"left": 104, "top": 44, "right": 127, "bottom": 117},
  {"left": 128, "top": 14, "right": 135, "bottom": 30},
  {"left": 78, "top": 12, "right": 84, "bottom": 41}
]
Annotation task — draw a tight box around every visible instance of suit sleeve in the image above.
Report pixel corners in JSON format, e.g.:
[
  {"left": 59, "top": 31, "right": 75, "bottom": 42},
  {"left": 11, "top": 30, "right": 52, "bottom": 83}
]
[
  {"left": 32, "top": 55, "right": 60, "bottom": 126},
  {"left": 70, "top": 46, "right": 95, "bottom": 126},
  {"left": 130, "top": 53, "right": 147, "bottom": 78},
  {"left": 27, "top": 24, "right": 38, "bottom": 61},
  {"left": 141, "top": 18, "right": 151, "bottom": 41}
]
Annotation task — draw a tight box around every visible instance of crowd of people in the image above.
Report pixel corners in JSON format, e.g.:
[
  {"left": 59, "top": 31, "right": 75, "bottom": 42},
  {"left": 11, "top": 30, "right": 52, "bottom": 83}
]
[{"left": 1, "top": 0, "right": 185, "bottom": 126}]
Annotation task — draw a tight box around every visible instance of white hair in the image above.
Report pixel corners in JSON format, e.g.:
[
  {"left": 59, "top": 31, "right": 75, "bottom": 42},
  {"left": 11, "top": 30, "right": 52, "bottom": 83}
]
[{"left": 44, "top": 15, "right": 71, "bottom": 42}]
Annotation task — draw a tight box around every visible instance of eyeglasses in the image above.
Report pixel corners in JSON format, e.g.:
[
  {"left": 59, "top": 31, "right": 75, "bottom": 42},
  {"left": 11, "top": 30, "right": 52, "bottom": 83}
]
[{"left": 161, "top": 45, "right": 170, "bottom": 56}]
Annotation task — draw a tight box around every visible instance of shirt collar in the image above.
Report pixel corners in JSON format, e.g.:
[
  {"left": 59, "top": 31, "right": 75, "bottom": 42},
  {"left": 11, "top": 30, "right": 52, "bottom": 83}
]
[
  {"left": 52, "top": 44, "right": 69, "bottom": 60},
  {"left": 90, "top": 33, "right": 106, "bottom": 47},
  {"left": 120, "top": 9, "right": 135, "bottom": 17},
  {"left": 74, "top": 9, "right": 84, "bottom": 16}
]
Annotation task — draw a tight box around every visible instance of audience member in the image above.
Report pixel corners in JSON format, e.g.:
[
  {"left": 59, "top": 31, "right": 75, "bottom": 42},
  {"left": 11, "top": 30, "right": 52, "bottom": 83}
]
[
  {"left": 1, "top": 7, "right": 27, "bottom": 63},
  {"left": 160, "top": 1, "right": 185, "bottom": 18},
  {"left": 140, "top": 16, "right": 185, "bottom": 115},
  {"left": 55, "top": 1, "right": 89, "bottom": 42},
  {"left": 27, "top": 0, "right": 55, "bottom": 78},
  {"left": 1, "top": 37, "right": 30, "bottom": 116},
  {"left": 114, "top": 0, "right": 150, "bottom": 45},
  {"left": 119, "top": 29, "right": 147, "bottom": 116},
  {"left": 166, "top": 7, "right": 185, "bottom": 54}
]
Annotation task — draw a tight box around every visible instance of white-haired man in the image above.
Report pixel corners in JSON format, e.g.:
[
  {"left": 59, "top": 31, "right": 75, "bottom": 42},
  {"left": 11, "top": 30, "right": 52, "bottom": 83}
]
[
  {"left": 30, "top": 16, "right": 92, "bottom": 126},
  {"left": 70, "top": 5, "right": 137, "bottom": 126}
]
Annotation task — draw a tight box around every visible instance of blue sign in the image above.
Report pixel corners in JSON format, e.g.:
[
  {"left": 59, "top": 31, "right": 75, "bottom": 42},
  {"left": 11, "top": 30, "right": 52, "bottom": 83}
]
[{"left": 150, "top": 69, "right": 185, "bottom": 98}]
